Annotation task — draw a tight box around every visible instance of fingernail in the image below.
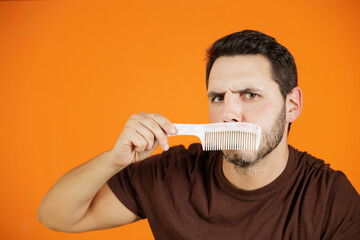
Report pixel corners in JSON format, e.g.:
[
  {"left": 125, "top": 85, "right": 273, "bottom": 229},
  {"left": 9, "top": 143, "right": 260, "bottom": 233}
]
[{"left": 164, "top": 143, "right": 169, "bottom": 151}]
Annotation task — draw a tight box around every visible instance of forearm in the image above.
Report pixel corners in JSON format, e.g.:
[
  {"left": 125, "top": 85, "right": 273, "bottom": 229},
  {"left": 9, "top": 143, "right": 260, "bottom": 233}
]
[
  {"left": 37, "top": 150, "right": 124, "bottom": 231},
  {"left": 37, "top": 113, "right": 176, "bottom": 232}
]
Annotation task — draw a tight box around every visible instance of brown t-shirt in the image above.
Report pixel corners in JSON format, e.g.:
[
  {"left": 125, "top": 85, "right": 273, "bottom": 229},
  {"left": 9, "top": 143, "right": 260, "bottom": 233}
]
[{"left": 107, "top": 143, "right": 360, "bottom": 239}]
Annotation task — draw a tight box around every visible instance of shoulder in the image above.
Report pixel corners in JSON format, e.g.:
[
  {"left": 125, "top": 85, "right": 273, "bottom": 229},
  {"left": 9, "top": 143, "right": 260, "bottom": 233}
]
[
  {"left": 289, "top": 144, "right": 359, "bottom": 196},
  {"left": 290, "top": 145, "right": 341, "bottom": 183},
  {"left": 289, "top": 146, "right": 360, "bottom": 236},
  {"left": 289, "top": 145, "right": 359, "bottom": 207}
]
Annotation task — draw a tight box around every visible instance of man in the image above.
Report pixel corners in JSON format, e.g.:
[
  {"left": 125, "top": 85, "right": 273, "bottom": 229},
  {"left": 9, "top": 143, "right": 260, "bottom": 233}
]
[{"left": 37, "top": 30, "right": 360, "bottom": 239}]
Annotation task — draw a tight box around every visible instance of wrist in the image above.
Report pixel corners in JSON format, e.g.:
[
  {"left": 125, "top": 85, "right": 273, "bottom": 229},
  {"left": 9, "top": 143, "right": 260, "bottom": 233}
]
[{"left": 103, "top": 149, "right": 129, "bottom": 174}]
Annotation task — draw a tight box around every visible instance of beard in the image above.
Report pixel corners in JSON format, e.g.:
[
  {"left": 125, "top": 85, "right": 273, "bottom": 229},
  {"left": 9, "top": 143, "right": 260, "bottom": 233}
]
[{"left": 222, "top": 105, "right": 286, "bottom": 169}]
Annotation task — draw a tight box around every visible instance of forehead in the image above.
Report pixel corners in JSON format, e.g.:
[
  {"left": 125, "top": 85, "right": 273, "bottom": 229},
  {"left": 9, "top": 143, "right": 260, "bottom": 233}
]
[{"left": 208, "top": 55, "right": 277, "bottom": 92}]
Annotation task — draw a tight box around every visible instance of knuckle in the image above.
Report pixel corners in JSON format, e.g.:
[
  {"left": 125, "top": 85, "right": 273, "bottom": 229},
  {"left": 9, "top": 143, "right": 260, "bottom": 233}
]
[
  {"left": 148, "top": 113, "right": 162, "bottom": 122},
  {"left": 137, "top": 141, "right": 147, "bottom": 150},
  {"left": 125, "top": 120, "right": 136, "bottom": 129},
  {"left": 129, "top": 113, "right": 139, "bottom": 120},
  {"left": 146, "top": 142, "right": 153, "bottom": 150},
  {"left": 151, "top": 113, "right": 163, "bottom": 121}
]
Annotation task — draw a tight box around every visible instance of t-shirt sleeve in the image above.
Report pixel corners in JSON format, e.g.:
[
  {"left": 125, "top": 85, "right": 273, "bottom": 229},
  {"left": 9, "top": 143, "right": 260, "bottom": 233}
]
[
  {"left": 107, "top": 161, "right": 147, "bottom": 219},
  {"left": 321, "top": 172, "right": 360, "bottom": 239},
  {"left": 106, "top": 144, "right": 191, "bottom": 220}
]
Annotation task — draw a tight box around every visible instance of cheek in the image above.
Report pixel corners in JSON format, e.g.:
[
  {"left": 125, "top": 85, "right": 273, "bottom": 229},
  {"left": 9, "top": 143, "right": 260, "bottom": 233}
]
[
  {"left": 208, "top": 105, "right": 221, "bottom": 122},
  {"left": 245, "top": 103, "right": 277, "bottom": 128}
]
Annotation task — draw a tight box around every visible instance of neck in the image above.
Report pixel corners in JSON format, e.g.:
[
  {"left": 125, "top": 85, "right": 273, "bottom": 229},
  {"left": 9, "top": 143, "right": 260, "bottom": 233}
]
[{"left": 222, "top": 137, "right": 289, "bottom": 191}]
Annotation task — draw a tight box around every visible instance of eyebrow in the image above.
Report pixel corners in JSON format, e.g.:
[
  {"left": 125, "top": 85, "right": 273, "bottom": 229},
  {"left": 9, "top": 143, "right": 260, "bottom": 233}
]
[{"left": 207, "top": 88, "right": 262, "bottom": 99}]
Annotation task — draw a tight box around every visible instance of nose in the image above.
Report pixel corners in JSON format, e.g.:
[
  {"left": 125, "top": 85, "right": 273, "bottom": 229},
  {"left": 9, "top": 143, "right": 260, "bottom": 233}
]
[{"left": 222, "top": 94, "right": 243, "bottom": 123}]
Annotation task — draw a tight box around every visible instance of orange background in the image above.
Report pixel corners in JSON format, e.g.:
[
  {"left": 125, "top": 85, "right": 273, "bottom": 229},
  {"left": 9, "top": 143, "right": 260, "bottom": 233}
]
[{"left": 1, "top": 0, "right": 360, "bottom": 239}]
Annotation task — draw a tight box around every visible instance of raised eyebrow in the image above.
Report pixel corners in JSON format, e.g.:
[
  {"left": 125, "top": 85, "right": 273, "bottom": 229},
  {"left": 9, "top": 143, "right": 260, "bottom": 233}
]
[
  {"left": 207, "top": 91, "right": 224, "bottom": 99},
  {"left": 207, "top": 88, "right": 262, "bottom": 98},
  {"left": 235, "top": 88, "right": 263, "bottom": 94}
]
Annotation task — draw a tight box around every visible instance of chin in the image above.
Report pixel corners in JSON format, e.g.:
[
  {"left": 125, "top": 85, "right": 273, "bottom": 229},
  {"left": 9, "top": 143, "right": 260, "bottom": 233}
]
[{"left": 222, "top": 149, "right": 261, "bottom": 168}]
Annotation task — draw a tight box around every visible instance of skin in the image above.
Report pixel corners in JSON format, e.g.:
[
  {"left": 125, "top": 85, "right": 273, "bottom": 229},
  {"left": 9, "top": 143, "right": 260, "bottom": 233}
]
[{"left": 37, "top": 54, "right": 302, "bottom": 233}]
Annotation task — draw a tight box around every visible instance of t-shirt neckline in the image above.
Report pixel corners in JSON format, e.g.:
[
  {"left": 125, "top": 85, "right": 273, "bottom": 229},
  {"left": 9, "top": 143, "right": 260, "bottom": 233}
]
[{"left": 214, "top": 145, "right": 296, "bottom": 199}]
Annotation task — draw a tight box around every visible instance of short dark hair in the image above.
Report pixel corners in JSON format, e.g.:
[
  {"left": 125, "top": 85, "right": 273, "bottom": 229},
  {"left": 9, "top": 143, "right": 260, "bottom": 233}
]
[{"left": 205, "top": 30, "right": 298, "bottom": 99}]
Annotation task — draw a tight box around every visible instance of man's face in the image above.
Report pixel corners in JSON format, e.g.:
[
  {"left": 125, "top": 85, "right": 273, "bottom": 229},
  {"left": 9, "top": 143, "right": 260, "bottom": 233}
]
[{"left": 207, "top": 54, "right": 287, "bottom": 168}]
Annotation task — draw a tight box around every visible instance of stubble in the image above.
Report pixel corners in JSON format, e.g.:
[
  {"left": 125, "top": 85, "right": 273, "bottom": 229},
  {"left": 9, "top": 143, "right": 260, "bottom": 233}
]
[{"left": 222, "top": 105, "right": 286, "bottom": 169}]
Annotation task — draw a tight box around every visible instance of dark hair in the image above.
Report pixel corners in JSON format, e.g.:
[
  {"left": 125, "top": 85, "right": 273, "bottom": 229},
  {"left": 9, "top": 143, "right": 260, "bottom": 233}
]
[{"left": 205, "top": 30, "right": 298, "bottom": 99}]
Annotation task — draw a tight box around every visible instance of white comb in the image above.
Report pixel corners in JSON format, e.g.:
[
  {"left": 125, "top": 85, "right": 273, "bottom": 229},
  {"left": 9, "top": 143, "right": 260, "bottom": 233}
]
[{"left": 169, "top": 122, "right": 261, "bottom": 151}]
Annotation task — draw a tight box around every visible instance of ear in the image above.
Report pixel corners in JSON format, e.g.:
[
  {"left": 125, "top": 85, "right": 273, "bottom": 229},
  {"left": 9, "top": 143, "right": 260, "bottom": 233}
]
[{"left": 286, "top": 87, "right": 303, "bottom": 123}]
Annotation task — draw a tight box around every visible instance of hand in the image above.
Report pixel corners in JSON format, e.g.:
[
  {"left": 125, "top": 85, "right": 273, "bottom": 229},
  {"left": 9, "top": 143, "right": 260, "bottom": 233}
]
[{"left": 109, "top": 113, "right": 177, "bottom": 168}]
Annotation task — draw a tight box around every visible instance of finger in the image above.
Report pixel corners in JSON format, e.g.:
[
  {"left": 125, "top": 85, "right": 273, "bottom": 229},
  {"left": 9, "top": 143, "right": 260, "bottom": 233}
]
[
  {"left": 124, "top": 120, "right": 155, "bottom": 151},
  {"left": 150, "top": 140, "right": 160, "bottom": 152},
  {"left": 134, "top": 124, "right": 156, "bottom": 151},
  {"left": 128, "top": 131, "right": 149, "bottom": 152},
  {"left": 139, "top": 112, "right": 177, "bottom": 135},
  {"left": 137, "top": 116, "right": 170, "bottom": 151}
]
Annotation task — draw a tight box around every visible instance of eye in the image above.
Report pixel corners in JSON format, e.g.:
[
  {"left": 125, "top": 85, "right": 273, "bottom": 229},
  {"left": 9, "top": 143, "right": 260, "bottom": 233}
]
[
  {"left": 212, "top": 95, "right": 224, "bottom": 103},
  {"left": 243, "top": 92, "right": 259, "bottom": 100}
]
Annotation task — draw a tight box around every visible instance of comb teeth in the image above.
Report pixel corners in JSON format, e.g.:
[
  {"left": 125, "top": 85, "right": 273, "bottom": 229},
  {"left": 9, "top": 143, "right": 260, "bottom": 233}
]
[
  {"left": 204, "top": 130, "right": 258, "bottom": 151},
  {"left": 169, "top": 123, "right": 261, "bottom": 152}
]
